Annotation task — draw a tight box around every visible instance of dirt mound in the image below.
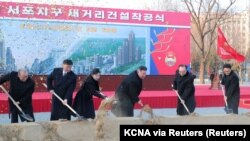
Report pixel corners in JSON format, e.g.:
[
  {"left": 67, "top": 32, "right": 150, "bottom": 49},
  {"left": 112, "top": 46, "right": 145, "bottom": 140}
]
[{"left": 95, "top": 97, "right": 116, "bottom": 139}]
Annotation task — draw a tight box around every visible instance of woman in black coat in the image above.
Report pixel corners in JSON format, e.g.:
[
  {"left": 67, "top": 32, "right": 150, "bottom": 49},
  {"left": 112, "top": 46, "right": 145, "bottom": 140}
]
[{"left": 73, "top": 68, "right": 107, "bottom": 119}]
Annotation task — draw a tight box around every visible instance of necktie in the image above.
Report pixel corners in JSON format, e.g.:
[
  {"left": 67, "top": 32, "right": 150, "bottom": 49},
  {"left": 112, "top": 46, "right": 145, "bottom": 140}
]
[{"left": 63, "top": 72, "right": 66, "bottom": 76}]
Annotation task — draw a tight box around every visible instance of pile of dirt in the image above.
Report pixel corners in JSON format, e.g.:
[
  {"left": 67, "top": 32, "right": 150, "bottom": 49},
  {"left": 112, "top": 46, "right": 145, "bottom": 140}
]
[
  {"left": 138, "top": 104, "right": 162, "bottom": 124},
  {"left": 39, "top": 122, "right": 65, "bottom": 141},
  {"left": 95, "top": 97, "right": 116, "bottom": 139},
  {"left": 189, "top": 112, "right": 199, "bottom": 116},
  {"left": 0, "top": 124, "right": 23, "bottom": 141},
  {"left": 2, "top": 113, "right": 250, "bottom": 140},
  {"left": 241, "top": 112, "right": 250, "bottom": 116}
]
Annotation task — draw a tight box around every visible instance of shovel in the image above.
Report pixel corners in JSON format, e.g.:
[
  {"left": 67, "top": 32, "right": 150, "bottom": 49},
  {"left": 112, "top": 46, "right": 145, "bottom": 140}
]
[
  {"left": 0, "top": 85, "right": 34, "bottom": 122},
  {"left": 173, "top": 90, "right": 191, "bottom": 114},
  {"left": 220, "top": 85, "right": 233, "bottom": 114},
  {"left": 173, "top": 89, "right": 198, "bottom": 116},
  {"left": 139, "top": 104, "right": 154, "bottom": 121},
  {"left": 43, "top": 83, "right": 84, "bottom": 120}
]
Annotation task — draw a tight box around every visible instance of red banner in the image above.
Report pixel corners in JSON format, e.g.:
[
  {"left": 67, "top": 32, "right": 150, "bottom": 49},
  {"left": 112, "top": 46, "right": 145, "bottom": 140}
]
[
  {"left": 217, "top": 27, "right": 245, "bottom": 63},
  {"left": 0, "top": 2, "right": 190, "bottom": 27}
]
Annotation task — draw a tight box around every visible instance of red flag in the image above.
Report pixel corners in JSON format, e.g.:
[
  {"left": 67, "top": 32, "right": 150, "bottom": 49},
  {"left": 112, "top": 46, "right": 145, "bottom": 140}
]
[{"left": 217, "top": 27, "right": 245, "bottom": 62}]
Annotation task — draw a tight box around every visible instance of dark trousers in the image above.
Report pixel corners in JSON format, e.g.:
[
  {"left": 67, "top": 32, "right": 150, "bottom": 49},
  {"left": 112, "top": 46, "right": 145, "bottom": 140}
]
[
  {"left": 50, "top": 97, "right": 71, "bottom": 121},
  {"left": 227, "top": 98, "right": 239, "bottom": 114},
  {"left": 11, "top": 106, "right": 35, "bottom": 123},
  {"left": 111, "top": 99, "right": 134, "bottom": 117},
  {"left": 82, "top": 99, "right": 95, "bottom": 119},
  {"left": 176, "top": 98, "right": 196, "bottom": 116},
  {"left": 176, "top": 103, "right": 189, "bottom": 116}
]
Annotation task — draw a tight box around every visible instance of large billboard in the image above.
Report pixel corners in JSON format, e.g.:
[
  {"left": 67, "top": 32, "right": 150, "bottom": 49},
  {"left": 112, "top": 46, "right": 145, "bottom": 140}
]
[{"left": 0, "top": 2, "right": 190, "bottom": 75}]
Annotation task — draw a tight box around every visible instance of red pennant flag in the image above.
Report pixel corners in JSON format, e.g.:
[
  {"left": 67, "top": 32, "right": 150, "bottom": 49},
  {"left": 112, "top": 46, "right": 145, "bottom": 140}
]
[{"left": 217, "top": 27, "right": 245, "bottom": 62}]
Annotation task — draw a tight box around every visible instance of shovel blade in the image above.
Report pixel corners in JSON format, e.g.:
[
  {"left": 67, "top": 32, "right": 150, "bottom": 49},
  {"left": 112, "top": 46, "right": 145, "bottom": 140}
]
[
  {"left": 224, "top": 107, "right": 234, "bottom": 114},
  {"left": 76, "top": 116, "right": 85, "bottom": 121},
  {"left": 140, "top": 111, "right": 153, "bottom": 121},
  {"left": 20, "top": 113, "right": 34, "bottom": 122},
  {"left": 139, "top": 104, "right": 154, "bottom": 120},
  {"left": 73, "top": 113, "right": 85, "bottom": 121}
]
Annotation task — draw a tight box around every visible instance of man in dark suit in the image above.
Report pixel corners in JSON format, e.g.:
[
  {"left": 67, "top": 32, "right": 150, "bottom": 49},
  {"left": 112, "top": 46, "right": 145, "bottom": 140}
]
[
  {"left": 221, "top": 64, "right": 240, "bottom": 114},
  {"left": 0, "top": 69, "right": 35, "bottom": 123},
  {"left": 47, "top": 59, "right": 77, "bottom": 120},
  {"left": 111, "top": 66, "right": 147, "bottom": 117},
  {"left": 172, "top": 64, "right": 196, "bottom": 116}
]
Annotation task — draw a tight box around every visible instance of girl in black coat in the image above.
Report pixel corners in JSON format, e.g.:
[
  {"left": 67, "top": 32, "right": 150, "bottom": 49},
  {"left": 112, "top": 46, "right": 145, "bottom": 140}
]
[{"left": 73, "top": 68, "right": 106, "bottom": 119}]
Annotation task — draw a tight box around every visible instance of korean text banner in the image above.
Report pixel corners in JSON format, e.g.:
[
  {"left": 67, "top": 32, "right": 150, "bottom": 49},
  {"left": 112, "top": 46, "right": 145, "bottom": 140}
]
[{"left": 0, "top": 2, "right": 190, "bottom": 75}]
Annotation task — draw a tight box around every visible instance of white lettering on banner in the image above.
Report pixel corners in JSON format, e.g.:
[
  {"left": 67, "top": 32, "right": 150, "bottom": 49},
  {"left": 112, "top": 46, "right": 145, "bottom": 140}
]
[
  {"left": 8, "top": 5, "right": 20, "bottom": 15},
  {"left": 82, "top": 10, "right": 92, "bottom": 18},
  {"left": 68, "top": 9, "right": 79, "bottom": 17},
  {"left": 51, "top": 8, "right": 62, "bottom": 17},
  {"left": 143, "top": 13, "right": 153, "bottom": 21},
  {"left": 120, "top": 12, "right": 129, "bottom": 20},
  {"left": 107, "top": 11, "right": 117, "bottom": 19},
  {"left": 22, "top": 6, "right": 34, "bottom": 15},
  {"left": 132, "top": 12, "right": 142, "bottom": 21},
  {"left": 220, "top": 48, "right": 231, "bottom": 55},
  {"left": 37, "top": 7, "right": 48, "bottom": 16},
  {"left": 94, "top": 10, "right": 104, "bottom": 19},
  {"left": 155, "top": 14, "right": 165, "bottom": 22},
  {"left": 4, "top": 3, "right": 169, "bottom": 24}
]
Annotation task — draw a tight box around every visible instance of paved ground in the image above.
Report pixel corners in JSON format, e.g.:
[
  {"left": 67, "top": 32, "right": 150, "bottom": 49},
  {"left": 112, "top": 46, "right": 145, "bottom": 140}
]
[{"left": 0, "top": 107, "right": 249, "bottom": 124}]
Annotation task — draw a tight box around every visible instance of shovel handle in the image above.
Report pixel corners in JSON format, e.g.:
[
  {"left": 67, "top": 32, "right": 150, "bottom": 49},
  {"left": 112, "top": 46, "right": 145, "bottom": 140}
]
[
  {"left": 220, "top": 85, "right": 228, "bottom": 106},
  {"left": 42, "top": 83, "right": 82, "bottom": 119},
  {"left": 0, "top": 85, "right": 25, "bottom": 114},
  {"left": 173, "top": 90, "right": 191, "bottom": 115},
  {"left": 0, "top": 85, "right": 34, "bottom": 121}
]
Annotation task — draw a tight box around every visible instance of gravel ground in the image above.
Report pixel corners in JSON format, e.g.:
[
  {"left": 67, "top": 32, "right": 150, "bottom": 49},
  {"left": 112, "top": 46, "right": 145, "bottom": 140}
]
[{"left": 0, "top": 107, "right": 249, "bottom": 124}]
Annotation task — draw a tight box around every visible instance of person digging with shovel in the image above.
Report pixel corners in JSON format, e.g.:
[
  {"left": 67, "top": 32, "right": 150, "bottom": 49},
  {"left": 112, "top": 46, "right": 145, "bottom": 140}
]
[
  {"left": 172, "top": 65, "right": 196, "bottom": 116},
  {"left": 47, "top": 59, "right": 77, "bottom": 121},
  {"left": 111, "top": 66, "right": 146, "bottom": 117},
  {"left": 73, "top": 68, "right": 108, "bottom": 119},
  {"left": 221, "top": 64, "right": 240, "bottom": 114},
  {"left": 0, "top": 69, "right": 35, "bottom": 123}
]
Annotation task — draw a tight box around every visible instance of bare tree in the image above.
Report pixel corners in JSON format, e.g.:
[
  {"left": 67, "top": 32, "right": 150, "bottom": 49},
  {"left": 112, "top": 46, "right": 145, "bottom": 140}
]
[
  {"left": 183, "top": 0, "right": 237, "bottom": 84},
  {"left": 226, "top": 14, "right": 250, "bottom": 83}
]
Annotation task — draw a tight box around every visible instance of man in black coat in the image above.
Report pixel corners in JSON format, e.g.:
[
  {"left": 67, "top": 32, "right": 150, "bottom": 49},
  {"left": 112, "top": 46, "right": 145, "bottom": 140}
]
[
  {"left": 172, "top": 65, "right": 196, "bottom": 116},
  {"left": 0, "top": 69, "right": 35, "bottom": 123},
  {"left": 47, "top": 59, "right": 77, "bottom": 120},
  {"left": 111, "top": 66, "right": 147, "bottom": 117},
  {"left": 221, "top": 64, "right": 240, "bottom": 114}
]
